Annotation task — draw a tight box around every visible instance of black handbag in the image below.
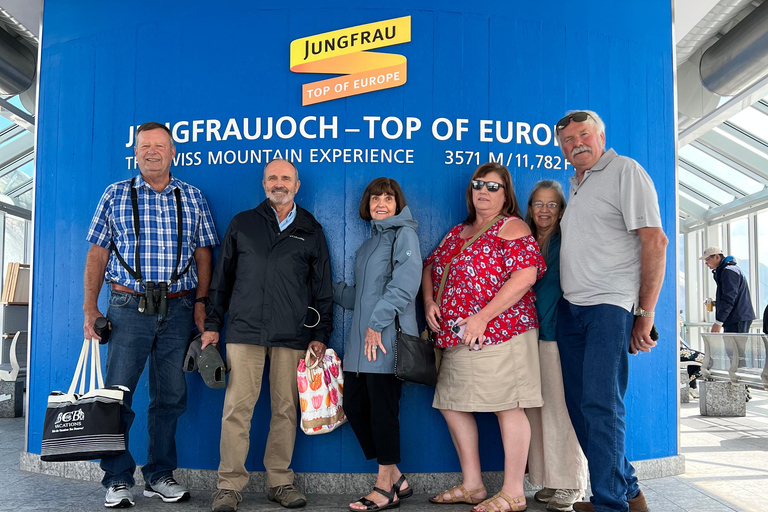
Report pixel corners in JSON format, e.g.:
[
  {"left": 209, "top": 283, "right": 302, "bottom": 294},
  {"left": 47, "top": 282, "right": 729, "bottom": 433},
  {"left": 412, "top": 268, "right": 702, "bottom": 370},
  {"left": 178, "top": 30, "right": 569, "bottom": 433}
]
[
  {"left": 40, "top": 339, "right": 127, "bottom": 462},
  {"left": 394, "top": 314, "right": 438, "bottom": 386},
  {"left": 387, "top": 229, "right": 438, "bottom": 385}
]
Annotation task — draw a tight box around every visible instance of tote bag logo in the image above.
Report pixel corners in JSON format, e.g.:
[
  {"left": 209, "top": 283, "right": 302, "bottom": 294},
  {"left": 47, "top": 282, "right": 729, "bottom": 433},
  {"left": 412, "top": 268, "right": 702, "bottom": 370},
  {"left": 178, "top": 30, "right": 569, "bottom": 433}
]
[{"left": 290, "top": 16, "right": 411, "bottom": 106}]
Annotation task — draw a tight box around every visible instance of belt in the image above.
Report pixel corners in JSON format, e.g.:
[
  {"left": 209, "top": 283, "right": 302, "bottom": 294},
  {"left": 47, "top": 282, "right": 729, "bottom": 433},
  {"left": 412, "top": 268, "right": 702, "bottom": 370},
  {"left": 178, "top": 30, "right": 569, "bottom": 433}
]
[{"left": 111, "top": 283, "right": 191, "bottom": 299}]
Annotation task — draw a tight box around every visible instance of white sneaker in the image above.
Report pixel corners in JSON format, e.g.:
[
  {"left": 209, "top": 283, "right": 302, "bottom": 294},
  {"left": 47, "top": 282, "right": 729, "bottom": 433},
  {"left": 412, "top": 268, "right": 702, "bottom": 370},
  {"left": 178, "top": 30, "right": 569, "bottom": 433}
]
[
  {"left": 547, "top": 489, "right": 586, "bottom": 512},
  {"left": 143, "top": 476, "right": 191, "bottom": 503},
  {"left": 535, "top": 488, "right": 558, "bottom": 503},
  {"left": 105, "top": 484, "right": 135, "bottom": 508}
]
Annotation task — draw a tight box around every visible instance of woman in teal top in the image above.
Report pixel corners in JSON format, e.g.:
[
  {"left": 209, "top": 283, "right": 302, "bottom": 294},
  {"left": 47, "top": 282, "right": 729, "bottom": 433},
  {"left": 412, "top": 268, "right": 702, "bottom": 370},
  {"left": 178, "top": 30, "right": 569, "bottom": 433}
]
[{"left": 524, "top": 180, "right": 588, "bottom": 512}]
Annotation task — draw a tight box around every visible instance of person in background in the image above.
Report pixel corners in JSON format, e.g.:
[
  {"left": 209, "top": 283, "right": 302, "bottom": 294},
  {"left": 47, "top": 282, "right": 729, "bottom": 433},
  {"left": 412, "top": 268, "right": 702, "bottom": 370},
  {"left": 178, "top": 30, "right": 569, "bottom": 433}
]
[
  {"left": 334, "top": 177, "right": 421, "bottom": 512},
  {"left": 700, "top": 246, "right": 755, "bottom": 334},
  {"left": 524, "top": 180, "right": 587, "bottom": 512}
]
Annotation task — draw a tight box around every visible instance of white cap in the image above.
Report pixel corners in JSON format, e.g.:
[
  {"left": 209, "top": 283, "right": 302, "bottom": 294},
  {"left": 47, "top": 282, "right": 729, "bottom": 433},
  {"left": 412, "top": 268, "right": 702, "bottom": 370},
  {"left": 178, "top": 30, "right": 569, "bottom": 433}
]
[{"left": 700, "top": 247, "right": 723, "bottom": 260}]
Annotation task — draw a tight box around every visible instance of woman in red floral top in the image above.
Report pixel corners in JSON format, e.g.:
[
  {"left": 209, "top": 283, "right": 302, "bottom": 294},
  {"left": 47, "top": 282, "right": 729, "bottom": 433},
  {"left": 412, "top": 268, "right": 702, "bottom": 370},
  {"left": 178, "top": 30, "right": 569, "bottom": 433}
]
[{"left": 422, "top": 163, "right": 546, "bottom": 512}]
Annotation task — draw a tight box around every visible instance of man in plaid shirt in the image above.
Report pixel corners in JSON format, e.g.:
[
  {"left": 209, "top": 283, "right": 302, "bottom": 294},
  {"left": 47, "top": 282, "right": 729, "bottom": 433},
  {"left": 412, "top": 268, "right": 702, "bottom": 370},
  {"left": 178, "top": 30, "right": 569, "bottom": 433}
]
[{"left": 83, "top": 122, "right": 219, "bottom": 509}]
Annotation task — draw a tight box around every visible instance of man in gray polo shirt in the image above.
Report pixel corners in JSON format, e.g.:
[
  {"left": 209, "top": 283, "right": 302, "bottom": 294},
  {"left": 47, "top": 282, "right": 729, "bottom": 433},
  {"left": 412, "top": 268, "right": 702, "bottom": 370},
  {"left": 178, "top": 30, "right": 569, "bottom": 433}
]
[{"left": 554, "top": 110, "right": 668, "bottom": 512}]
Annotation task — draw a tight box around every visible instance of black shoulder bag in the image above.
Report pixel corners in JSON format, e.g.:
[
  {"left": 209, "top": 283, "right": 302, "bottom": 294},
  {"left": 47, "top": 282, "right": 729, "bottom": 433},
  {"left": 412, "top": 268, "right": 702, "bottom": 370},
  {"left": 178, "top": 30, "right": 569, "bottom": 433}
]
[{"left": 389, "top": 230, "right": 438, "bottom": 386}]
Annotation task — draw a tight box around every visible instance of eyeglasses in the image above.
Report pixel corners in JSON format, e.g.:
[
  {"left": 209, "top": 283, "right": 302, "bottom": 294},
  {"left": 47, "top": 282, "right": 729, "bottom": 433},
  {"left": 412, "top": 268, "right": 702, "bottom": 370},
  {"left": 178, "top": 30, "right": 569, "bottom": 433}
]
[
  {"left": 471, "top": 180, "right": 504, "bottom": 192},
  {"left": 532, "top": 201, "right": 560, "bottom": 210},
  {"left": 556, "top": 111, "right": 592, "bottom": 133}
]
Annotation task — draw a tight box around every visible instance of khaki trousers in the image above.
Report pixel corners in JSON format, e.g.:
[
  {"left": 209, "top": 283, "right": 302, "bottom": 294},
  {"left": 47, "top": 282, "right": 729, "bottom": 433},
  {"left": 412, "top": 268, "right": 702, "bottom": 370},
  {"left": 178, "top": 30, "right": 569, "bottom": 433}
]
[
  {"left": 217, "top": 344, "right": 306, "bottom": 490},
  {"left": 525, "top": 340, "right": 588, "bottom": 490}
]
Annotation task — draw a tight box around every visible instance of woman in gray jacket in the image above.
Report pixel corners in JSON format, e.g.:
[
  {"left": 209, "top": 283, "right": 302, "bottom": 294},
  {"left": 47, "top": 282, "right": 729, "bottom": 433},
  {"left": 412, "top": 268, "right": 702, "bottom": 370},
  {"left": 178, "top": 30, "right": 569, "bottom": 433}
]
[{"left": 334, "top": 177, "right": 422, "bottom": 512}]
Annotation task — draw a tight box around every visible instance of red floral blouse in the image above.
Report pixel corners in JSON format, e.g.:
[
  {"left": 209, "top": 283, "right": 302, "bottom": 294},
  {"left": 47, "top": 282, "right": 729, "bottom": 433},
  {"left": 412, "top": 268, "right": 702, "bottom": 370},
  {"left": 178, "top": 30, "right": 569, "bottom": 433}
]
[{"left": 424, "top": 217, "right": 546, "bottom": 349}]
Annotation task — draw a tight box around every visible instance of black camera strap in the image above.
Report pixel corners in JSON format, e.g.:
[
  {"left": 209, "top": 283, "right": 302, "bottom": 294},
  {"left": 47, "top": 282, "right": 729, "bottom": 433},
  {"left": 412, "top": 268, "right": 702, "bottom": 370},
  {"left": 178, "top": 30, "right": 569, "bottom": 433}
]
[{"left": 112, "top": 177, "right": 191, "bottom": 288}]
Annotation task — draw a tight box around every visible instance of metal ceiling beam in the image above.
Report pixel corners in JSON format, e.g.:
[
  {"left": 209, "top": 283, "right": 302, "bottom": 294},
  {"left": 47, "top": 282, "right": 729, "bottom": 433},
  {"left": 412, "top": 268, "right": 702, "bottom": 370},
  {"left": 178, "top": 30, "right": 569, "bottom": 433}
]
[
  {"left": 753, "top": 100, "right": 768, "bottom": 115},
  {"left": 689, "top": 139, "right": 768, "bottom": 185},
  {"left": 679, "top": 159, "right": 748, "bottom": 196},
  {"left": 5, "top": 176, "right": 32, "bottom": 197},
  {"left": 680, "top": 182, "right": 721, "bottom": 207},
  {"left": 679, "top": 195, "right": 709, "bottom": 220},
  {"left": 685, "top": 187, "right": 768, "bottom": 230},
  {"left": 0, "top": 96, "right": 33, "bottom": 132},
  {"left": 678, "top": 72, "right": 768, "bottom": 146},
  {"left": 0, "top": 151, "right": 31, "bottom": 180},
  {"left": 697, "top": 127, "right": 768, "bottom": 179},
  {"left": 0, "top": 130, "right": 31, "bottom": 168}
]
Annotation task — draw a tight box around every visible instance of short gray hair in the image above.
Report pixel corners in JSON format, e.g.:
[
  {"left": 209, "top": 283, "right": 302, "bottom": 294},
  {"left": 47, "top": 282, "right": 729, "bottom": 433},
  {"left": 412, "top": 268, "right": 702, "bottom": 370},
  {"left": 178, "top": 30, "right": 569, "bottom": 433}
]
[
  {"left": 556, "top": 109, "right": 605, "bottom": 146},
  {"left": 263, "top": 158, "right": 299, "bottom": 181}
]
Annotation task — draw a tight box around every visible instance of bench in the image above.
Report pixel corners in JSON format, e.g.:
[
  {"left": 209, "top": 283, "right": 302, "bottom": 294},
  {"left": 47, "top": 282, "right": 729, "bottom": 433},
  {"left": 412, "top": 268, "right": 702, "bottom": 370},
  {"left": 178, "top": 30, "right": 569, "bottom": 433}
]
[
  {"left": 0, "top": 331, "right": 26, "bottom": 417},
  {"left": 698, "top": 333, "right": 767, "bottom": 417}
]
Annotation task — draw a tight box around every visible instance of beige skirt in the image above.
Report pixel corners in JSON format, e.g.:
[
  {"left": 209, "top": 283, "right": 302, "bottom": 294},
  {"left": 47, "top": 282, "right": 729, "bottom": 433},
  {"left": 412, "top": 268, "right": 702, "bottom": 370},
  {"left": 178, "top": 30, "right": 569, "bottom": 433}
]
[{"left": 432, "top": 328, "right": 543, "bottom": 412}]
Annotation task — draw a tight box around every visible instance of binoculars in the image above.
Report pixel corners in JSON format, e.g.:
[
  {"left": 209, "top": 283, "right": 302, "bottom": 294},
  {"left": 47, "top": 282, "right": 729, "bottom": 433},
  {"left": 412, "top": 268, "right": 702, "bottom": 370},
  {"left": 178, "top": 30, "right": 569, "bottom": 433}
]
[{"left": 138, "top": 281, "right": 168, "bottom": 316}]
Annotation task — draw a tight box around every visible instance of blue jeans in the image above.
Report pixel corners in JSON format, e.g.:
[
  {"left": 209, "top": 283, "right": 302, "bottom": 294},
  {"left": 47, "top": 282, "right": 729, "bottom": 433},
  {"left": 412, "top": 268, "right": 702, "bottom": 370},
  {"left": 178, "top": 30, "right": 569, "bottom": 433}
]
[
  {"left": 100, "top": 290, "right": 194, "bottom": 488},
  {"left": 556, "top": 300, "right": 640, "bottom": 512}
]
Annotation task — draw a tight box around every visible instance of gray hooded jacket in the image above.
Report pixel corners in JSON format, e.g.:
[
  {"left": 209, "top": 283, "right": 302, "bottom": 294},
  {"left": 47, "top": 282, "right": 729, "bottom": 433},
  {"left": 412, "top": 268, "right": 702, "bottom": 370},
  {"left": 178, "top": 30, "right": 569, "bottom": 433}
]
[{"left": 333, "top": 206, "right": 422, "bottom": 374}]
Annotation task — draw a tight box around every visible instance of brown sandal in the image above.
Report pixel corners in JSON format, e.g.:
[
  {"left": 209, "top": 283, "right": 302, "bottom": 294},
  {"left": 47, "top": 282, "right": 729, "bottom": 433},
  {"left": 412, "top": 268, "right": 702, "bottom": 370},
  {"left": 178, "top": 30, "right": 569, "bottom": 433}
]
[
  {"left": 428, "top": 484, "right": 486, "bottom": 504},
  {"left": 471, "top": 491, "right": 526, "bottom": 512}
]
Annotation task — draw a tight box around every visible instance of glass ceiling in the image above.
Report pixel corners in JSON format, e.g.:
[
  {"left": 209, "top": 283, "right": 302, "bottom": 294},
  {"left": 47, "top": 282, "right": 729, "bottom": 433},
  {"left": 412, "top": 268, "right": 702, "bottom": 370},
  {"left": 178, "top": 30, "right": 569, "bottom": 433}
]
[
  {"left": 679, "top": 96, "right": 768, "bottom": 225},
  {"left": 0, "top": 95, "right": 33, "bottom": 214}
]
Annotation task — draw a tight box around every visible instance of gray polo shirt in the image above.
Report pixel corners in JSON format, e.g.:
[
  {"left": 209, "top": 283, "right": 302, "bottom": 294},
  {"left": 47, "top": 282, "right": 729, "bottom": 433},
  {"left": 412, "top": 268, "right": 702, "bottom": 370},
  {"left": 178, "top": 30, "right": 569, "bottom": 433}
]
[{"left": 560, "top": 148, "right": 662, "bottom": 312}]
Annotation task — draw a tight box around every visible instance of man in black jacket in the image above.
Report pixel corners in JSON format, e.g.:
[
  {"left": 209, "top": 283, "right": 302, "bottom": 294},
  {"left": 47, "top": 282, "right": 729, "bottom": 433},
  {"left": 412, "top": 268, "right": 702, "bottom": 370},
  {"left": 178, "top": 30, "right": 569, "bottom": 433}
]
[
  {"left": 701, "top": 246, "right": 755, "bottom": 333},
  {"left": 203, "top": 159, "right": 332, "bottom": 512}
]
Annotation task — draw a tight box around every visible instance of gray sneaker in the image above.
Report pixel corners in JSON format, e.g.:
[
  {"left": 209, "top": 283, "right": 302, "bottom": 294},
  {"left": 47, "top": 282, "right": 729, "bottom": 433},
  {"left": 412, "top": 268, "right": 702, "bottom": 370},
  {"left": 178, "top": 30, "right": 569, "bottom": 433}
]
[
  {"left": 144, "top": 476, "right": 191, "bottom": 503},
  {"left": 547, "top": 489, "right": 586, "bottom": 512},
  {"left": 535, "top": 488, "right": 557, "bottom": 503},
  {"left": 105, "top": 484, "right": 135, "bottom": 508},
  {"left": 268, "top": 484, "right": 307, "bottom": 508},
  {"left": 212, "top": 489, "right": 243, "bottom": 512}
]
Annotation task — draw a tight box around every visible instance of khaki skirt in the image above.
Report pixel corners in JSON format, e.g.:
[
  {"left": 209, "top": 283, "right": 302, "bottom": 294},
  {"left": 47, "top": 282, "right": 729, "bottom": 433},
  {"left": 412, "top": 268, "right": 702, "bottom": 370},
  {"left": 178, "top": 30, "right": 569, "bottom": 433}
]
[{"left": 432, "top": 328, "right": 543, "bottom": 412}]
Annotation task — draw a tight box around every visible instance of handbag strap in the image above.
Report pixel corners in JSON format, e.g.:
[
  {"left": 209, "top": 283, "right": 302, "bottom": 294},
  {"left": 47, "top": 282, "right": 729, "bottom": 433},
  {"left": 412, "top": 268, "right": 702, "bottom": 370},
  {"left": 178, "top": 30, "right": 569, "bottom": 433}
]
[
  {"left": 388, "top": 229, "right": 409, "bottom": 335},
  {"left": 68, "top": 338, "right": 105, "bottom": 396},
  {"left": 435, "top": 215, "right": 503, "bottom": 305}
]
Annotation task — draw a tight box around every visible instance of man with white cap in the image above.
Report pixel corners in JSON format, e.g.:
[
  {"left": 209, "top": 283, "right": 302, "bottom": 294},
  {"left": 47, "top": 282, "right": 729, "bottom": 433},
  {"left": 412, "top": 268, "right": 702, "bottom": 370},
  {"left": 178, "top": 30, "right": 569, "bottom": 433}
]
[{"left": 700, "top": 247, "right": 755, "bottom": 333}]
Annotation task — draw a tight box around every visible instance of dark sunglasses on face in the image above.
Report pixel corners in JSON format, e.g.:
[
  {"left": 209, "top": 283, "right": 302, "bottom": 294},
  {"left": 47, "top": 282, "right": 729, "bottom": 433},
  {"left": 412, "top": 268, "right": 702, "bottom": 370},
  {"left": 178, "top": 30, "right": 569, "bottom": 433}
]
[
  {"left": 556, "top": 111, "right": 592, "bottom": 133},
  {"left": 471, "top": 180, "right": 504, "bottom": 192}
]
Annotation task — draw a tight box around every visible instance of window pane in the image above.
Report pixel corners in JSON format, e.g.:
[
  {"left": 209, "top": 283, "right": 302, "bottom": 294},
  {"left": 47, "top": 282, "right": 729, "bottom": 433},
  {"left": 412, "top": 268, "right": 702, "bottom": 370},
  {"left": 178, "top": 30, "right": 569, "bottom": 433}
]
[
  {"left": 679, "top": 145, "right": 763, "bottom": 194},
  {"left": 679, "top": 168, "right": 734, "bottom": 205},
  {"left": 4, "top": 215, "right": 26, "bottom": 268},
  {"left": 729, "top": 107, "right": 768, "bottom": 145},
  {"left": 758, "top": 212, "right": 768, "bottom": 314},
  {"left": 729, "top": 218, "right": 750, "bottom": 285}
]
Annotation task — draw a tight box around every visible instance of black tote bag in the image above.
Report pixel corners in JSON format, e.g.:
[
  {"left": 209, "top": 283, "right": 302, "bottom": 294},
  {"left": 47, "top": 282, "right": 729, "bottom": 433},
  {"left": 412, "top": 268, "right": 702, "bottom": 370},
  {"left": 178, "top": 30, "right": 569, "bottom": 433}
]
[{"left": 40, "top": 339, "right": 127, "bottom": 462}]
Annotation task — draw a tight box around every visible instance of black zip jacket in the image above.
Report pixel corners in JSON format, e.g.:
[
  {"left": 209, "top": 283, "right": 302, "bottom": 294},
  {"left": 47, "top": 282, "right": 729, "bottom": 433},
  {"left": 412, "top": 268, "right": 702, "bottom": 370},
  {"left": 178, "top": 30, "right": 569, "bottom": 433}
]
[{"left": 205, "top": 199, "right": 333, "bottom": 349}]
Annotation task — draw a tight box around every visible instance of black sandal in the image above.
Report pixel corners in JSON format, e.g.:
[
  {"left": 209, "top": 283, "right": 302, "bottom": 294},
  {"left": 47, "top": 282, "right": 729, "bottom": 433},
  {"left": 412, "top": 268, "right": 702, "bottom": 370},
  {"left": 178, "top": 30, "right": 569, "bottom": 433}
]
[
  {"left": 349, "top": 486, "right": 400, "bottom": 511},
  {"left": 393, "top": 475, "right": 413, "bottom": 500}
]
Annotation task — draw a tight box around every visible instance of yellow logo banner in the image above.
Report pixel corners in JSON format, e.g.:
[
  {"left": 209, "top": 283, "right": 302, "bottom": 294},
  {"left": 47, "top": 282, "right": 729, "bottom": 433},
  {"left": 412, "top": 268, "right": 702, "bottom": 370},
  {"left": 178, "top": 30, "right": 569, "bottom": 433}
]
[{"left": 290, "top": 16, "right": 411, "bottom": 106}]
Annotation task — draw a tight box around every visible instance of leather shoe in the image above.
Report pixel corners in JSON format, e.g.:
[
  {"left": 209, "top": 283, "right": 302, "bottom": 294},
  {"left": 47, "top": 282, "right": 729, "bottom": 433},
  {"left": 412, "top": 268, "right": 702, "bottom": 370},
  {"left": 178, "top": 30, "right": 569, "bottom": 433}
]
[{"left": 573, "top": 491, "right": 648, "bottom": 512}]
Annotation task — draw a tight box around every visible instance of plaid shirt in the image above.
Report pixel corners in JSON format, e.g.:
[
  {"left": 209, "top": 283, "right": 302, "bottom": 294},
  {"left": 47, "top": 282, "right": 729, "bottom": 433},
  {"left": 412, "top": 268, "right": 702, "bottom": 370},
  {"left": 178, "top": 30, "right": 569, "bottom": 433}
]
[{"left": 86, "top": 174, "right": 219, "bottom": 294}]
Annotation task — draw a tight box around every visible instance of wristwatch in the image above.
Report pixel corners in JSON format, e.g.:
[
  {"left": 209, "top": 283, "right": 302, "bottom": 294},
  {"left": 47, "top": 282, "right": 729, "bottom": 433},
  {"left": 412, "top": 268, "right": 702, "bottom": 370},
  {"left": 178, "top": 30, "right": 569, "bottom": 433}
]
[
  {"left": 195, "top": 296, "right": 210, "bottom": 306},
  {"left": 634, "top": 306, "right": 655, "bottom": 318}
]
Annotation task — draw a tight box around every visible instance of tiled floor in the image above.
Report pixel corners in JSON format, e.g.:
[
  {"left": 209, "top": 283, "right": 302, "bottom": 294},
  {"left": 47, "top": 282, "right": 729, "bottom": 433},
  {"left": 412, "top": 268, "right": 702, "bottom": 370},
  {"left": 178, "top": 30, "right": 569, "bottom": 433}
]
[{"left": 1, "top": 389, "right": 766, "bottom": 511}]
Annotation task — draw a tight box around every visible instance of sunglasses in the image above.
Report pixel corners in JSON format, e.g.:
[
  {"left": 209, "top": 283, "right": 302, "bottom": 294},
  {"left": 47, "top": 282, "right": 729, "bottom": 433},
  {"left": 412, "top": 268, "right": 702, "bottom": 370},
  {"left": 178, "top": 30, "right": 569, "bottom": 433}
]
[
  {"left": 471, "top": 180, "right": 504, "bottom": 192},
  {"left": 556, "top": 111, "right": 592, "bottom": 133}
]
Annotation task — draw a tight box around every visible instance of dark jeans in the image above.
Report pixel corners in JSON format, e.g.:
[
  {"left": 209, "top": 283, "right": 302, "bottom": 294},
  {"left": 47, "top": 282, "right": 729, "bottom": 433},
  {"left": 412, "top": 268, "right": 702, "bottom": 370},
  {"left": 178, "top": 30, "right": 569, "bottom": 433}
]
[
  {"left": 100, "top": 290, "right": 194, "bottom": 488},
  {"left": 556, "top": 300, "right": 640, "bottom": 512},
  {"left": 343, "top": 372, "right": 402, "bottom": 465},
  {"left": 724, "top": 321, "right": 752, "bottom": 333}
]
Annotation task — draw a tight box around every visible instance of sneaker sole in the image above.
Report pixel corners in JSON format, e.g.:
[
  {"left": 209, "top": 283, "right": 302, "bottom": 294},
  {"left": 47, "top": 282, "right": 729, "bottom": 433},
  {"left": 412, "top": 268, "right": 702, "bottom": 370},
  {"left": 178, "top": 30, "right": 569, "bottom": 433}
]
[
  {"left": 104, "top": 498, "right": 135, "bottom": 508},
  {"left": 547, "top": 504, "right": 576, "bottom": 512},
  {"left": 268, "top": 496, "right": 307, "bottom": 508},
  {"left": 143, "top": 489, "right": 191, "bottom": 503}
]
